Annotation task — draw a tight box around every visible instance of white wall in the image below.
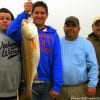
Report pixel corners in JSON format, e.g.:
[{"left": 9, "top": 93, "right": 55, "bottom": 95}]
[{"left": 0, "top": 0, "right": 100, "bottom": 37}]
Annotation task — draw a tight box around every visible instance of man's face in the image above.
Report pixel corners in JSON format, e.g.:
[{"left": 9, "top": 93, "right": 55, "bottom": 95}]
[
  {"left": 64, "top": 22, "right": 80, "bottom": 41},
  {"left": 0, "top": 12, "right": 12, "bottom": 31},
  {"left": 32, "top": 6, "right": 48, "bottom": 29},
  {"left": 92, "top": 20, "right": 100, "bottom": 37}
]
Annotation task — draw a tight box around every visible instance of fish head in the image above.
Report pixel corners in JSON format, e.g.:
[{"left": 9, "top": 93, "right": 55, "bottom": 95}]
[{"left": 21, "top": 19, "right": 38, "bottom": 39}]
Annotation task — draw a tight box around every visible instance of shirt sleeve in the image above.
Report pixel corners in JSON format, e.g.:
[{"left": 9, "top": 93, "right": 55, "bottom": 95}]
[
  {"left": 51, "top": 33, "right": 63, "bottom": 92},
  {"left": 86, "top": 41, "right": 99, "bottom": 87},
  {"left": 7, "top": 11, "right": 28, "bottom": 46}
]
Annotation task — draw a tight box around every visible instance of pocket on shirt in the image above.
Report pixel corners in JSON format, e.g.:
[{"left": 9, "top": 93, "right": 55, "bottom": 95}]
[{"left": 73, "top": 53, "right": 85, "bottom": 65}]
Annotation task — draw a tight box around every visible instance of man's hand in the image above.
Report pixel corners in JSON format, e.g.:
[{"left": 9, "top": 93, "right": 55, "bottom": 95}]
[
  {"left": 87, "top": 87, "right": 96, "bottom": 97},
  {"left": 49, "top": 90, "right": 60, "bottom": 100}
]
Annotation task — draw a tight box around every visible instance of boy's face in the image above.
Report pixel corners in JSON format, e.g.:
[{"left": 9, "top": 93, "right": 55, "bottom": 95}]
[
  {"left": 64, "top": 22, "right": 80, "bottom": 41},
  {"left": 92, "top": 20, "right": 100, "bottom": 38},
  {"left": 0, "top": 12, "right": 12, "bottom": 31},
  {"left": 32, "top": 6, "right": 48, "bottom": 29}
]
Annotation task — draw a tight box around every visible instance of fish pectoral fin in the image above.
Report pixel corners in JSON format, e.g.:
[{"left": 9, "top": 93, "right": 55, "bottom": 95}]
[{"left": 33, "top": 69, "right": 38, "bottom": 80}]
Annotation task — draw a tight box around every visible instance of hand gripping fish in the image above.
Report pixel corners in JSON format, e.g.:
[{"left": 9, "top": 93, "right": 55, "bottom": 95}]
[{"left": 19, "top": 19, "right": 40, "bottom": 100}]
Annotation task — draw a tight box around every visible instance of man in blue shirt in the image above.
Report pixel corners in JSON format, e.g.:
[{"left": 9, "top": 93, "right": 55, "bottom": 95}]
[{"left": 59, "top": 16, "right": 98, "bottom": 100}]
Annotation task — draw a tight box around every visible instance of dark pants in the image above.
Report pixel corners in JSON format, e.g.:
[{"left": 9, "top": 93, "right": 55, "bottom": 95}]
[
  {"left": 0, "top": 96, "right": 17, "bottom": 100},
  {"left": 32, "top": 83, "right": 52, "bottom": 100},
  {"left": 19, "top": 81, "right": 52, "bottom": 100},
  {"left": 96, "top": 82, "right": 100, "bottom": 97}
]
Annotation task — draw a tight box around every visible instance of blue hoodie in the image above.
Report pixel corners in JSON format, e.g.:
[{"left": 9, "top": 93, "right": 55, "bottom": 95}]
[{"left": 7, "top": 11, "right": 63, "bottom": 92}]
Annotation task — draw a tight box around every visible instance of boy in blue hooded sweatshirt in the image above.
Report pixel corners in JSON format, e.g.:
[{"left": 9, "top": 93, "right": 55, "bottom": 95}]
[{"left": 7, "top": 1, "right": 63, "bottom": 100}]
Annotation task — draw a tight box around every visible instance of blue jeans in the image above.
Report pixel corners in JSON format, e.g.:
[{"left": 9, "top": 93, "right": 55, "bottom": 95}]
[
  {"left": 19, "top": 82, "right": 52, "bottom": 100},
  {"left": 32, "top": 83, "right": 52, "bottom": 100}
]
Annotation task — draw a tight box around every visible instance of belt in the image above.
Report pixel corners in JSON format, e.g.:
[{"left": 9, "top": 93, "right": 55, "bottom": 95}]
[
  {"left": 33, "top": 80, "right": 50, "bottom": 84},
  {"left": 63, "top": 82, "right": 87, "bottom": 87}
]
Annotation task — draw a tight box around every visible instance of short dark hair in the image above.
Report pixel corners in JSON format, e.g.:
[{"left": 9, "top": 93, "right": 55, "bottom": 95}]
[
  {"left": 32, "top": 1, "right": 48, "bottom": 14},
  {"left": 0, "top": 8, "right": 14, "bottom": 20}
]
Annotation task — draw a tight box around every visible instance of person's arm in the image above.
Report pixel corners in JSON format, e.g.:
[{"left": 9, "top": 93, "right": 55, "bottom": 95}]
[
  {"left": 49, "top": 33, "right": 63, "bottom": 99},
  {"left": 7, "top": 11, "right": 28, "bottom": 46},
  {"left": 86, "top": 41, "right": 99, "bottom": 96},
  {"left": 7, "top": 1, "right": 33, "bottom": 46}
]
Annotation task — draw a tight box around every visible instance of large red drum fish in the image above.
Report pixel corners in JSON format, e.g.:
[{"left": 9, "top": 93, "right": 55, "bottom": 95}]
[{"left": 19, "top": 19, "right": 40, "bottom": 100}]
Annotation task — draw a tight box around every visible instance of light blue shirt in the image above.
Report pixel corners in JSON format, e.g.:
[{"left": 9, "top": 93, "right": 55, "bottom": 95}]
[{"left": 60, "top": 36, "right": 98, "bottom": 87}]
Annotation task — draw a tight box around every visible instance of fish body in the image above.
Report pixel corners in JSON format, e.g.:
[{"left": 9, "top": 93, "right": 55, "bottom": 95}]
[{"left": 19, "top": 19, "right": 40, "bottom": 100}]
